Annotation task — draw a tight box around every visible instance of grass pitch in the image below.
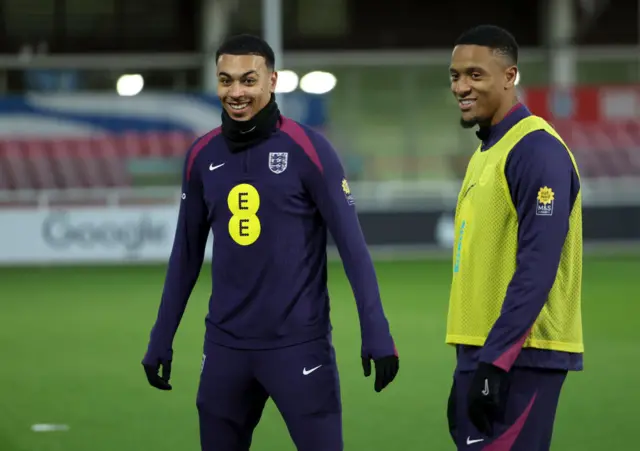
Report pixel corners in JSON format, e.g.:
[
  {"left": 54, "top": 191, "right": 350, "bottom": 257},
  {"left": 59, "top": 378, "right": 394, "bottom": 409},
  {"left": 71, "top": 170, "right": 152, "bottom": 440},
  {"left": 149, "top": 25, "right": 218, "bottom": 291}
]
[{"left": 0, "top": 255, "right": 637, "bottom": 450}]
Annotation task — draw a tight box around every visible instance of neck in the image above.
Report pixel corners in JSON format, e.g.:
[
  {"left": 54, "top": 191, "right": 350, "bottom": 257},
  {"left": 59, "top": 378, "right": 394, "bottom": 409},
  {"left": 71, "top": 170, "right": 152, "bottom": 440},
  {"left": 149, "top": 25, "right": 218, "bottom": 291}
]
[{"left": 490, "top": 97, "right": 520, "bottom": 126}]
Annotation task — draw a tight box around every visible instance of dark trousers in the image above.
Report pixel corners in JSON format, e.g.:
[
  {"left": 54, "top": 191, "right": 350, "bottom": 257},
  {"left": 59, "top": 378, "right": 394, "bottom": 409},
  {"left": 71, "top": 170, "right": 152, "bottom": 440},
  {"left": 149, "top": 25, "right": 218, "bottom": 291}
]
[
  {"left": 448, "top": 367, "right": 567, "bottom": 451},
  {"left": 197, "top": 335, "right": 342, "bottom": 450}
]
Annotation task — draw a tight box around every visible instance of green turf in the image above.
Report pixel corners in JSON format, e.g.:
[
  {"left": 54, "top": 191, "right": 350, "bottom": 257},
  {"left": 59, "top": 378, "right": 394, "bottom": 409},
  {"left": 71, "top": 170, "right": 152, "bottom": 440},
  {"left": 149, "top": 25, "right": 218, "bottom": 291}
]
[{"left": 0, "top": 255, "right": 637, "bottom": 450}]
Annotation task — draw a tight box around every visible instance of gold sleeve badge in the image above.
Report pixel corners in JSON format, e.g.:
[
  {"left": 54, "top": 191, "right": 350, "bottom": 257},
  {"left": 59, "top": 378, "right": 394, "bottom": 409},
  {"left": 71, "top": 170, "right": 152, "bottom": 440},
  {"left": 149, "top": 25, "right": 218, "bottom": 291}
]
[
  {"left": 341, "top": 177, "right": 355, "bottom": 205},
  {"left": 537, "top": 187, "right": 554, "bottom": 204},
  {"left": 536, "top": 186, "right": 554, "bottom": 216},
  {"left": 341, "top": 178, "right": 351, "bottom": 195}
]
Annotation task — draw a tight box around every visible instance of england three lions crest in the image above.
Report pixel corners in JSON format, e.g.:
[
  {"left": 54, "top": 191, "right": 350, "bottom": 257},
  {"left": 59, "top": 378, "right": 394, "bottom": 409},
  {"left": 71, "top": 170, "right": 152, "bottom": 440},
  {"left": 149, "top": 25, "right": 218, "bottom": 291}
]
[{"left": 269, "top": 152, "right": 288, "bottom": 174}]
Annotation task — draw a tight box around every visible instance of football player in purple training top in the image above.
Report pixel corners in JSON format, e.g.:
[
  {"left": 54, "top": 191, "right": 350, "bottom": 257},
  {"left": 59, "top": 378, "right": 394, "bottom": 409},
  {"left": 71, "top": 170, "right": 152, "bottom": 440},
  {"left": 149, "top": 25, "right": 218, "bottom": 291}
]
[{"left": 141, "top": 34, "right": 399, "bottom": 451}]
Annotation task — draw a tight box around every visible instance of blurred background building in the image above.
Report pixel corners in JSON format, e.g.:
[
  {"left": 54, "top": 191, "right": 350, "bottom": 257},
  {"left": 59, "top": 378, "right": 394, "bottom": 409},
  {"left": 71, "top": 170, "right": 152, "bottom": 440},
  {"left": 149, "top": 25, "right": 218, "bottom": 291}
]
[{"left": 0, "top": 0, "right": 639, "bottom": 261}]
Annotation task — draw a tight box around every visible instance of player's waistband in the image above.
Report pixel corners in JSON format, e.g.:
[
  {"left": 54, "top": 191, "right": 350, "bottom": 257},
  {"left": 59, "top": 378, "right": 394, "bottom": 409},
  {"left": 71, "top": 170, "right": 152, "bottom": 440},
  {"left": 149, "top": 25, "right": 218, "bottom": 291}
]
[
  {"left": 204, "top": 322, "right": 332, "bottom": 350},
  {"left": 455, "top": 345, "right": 584, "bottom": 372}
]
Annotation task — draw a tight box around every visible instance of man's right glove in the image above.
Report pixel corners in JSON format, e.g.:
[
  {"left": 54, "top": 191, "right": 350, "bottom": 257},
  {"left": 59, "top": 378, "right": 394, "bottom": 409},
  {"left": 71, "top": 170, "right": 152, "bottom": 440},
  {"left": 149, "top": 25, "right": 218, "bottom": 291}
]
[
  {"left": 467, "top": 362, "right": 509, "bottom": 436},
  {"left": 362, "top": 354, "right": 399, "bottom": 392}
]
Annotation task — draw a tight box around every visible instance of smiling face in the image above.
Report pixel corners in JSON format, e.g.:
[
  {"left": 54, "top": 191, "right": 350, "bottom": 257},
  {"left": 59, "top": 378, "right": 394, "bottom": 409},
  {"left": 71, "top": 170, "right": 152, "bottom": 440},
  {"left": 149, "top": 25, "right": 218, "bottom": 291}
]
[
  {"left": 449, "top": 44, "right": 518, "bottom": 128},
  {"left": 217, "top": 54, "right": 277, "bottom": 121}
]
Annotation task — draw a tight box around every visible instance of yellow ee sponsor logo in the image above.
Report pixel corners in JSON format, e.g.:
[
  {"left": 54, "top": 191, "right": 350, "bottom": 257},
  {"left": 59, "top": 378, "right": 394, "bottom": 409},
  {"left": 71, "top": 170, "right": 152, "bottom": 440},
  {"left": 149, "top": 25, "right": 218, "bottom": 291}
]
[{"left": 227, "top": 183, "right": 261, "bottom": 246}]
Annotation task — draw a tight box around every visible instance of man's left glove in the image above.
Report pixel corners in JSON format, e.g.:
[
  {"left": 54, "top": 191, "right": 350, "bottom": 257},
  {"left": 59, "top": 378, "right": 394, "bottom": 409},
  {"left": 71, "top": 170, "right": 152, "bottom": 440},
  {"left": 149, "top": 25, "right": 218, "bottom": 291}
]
[
  {"left": 467, "top": 362, "right": 509, "bottom": 436},
  {"left": 142, "top": 357, "right": 173, "bottom": 391},
  {"left": 362, "top": 355, "right": 399, "bottom": 392}
]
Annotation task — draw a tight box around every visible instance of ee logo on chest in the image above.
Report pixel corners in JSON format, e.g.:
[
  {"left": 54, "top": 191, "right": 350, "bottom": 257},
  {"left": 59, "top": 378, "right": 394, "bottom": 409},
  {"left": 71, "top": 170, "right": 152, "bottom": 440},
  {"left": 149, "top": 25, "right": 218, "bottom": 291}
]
[{"left": 227, "top": 183, "right": 261, "bottom": 246}]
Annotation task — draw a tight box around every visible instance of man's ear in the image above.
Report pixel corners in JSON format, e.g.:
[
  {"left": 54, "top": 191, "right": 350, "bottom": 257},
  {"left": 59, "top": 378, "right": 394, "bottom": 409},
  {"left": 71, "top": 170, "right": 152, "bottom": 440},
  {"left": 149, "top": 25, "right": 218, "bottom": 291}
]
[{"left": 505, "top": 66, "right": 518, "bottom": 89}]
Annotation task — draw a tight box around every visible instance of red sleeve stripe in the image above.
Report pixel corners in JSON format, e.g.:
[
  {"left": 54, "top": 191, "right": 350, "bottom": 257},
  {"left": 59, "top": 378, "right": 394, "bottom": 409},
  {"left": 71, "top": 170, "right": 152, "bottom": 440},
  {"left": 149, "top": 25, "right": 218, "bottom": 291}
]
[
  {"left": 279, "top": 117, "right": 323, "bottom": 174},
  {"left": 492, "top": 326, "right": 532, "bottom": 371},
  {"left": 186, "top": 126, "right": 222, "bottom": 180}
]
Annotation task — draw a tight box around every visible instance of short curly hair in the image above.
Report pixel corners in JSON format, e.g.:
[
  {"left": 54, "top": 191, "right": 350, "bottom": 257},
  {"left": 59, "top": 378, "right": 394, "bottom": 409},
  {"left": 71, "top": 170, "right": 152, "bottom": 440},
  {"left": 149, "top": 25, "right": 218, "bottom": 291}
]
[
  {"left": 454, "top": 25, "right": 518, "bottom": 65},
  {"left": 216, "top": 34, "right": 275, "bottom": 70}
]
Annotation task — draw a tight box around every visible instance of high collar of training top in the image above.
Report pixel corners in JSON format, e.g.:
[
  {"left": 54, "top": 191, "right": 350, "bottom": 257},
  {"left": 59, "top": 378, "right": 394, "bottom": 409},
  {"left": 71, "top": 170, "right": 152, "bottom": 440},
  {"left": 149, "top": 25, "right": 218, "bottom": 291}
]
[{"left": 221, "top": 94, "right": 282, "bottom": 153}]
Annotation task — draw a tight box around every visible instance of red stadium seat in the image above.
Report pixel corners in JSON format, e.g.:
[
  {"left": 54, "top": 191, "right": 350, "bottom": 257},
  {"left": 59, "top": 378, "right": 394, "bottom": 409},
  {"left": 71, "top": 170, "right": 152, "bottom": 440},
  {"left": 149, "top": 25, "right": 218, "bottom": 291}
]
[
  {"left": 556, "top": 121, "right": 640, "bottom": 179},
  {"left": 0, "top": 131, "right": 196, "bottom": 191}
]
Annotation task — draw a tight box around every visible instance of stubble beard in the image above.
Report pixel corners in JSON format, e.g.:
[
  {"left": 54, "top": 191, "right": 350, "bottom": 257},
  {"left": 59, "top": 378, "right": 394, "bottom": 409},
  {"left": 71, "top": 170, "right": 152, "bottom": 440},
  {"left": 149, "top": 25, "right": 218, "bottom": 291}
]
[{"left": 460, "top": 116, "right": 478, "bottom": 129}]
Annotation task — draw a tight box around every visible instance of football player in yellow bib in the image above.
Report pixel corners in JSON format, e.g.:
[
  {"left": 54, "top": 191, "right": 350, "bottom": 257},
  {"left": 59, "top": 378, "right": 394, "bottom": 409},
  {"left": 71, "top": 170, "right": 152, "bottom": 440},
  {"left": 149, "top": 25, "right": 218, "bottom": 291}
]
[{"left": 445, "top": 25, "right": 583, "bottom": 451}]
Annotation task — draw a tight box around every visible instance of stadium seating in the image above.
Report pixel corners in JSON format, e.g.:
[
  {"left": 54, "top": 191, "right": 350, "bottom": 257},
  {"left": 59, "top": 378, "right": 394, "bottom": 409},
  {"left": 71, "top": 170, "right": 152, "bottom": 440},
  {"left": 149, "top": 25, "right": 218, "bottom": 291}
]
[
  {"left": 554, "top": 122, "right": 640, "bottom": 179},
  {"left": 0, "top": 126, "right": 638, "bottom": 191},
  {"left": 0, "top": 132, "right": 195, "bottom": 190}
]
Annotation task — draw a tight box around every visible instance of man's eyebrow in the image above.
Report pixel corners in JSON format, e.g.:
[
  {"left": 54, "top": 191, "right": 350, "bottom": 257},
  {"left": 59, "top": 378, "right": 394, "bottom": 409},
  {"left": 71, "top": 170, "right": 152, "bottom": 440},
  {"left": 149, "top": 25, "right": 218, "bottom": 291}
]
[
  {"left": 218, "top": 70, "right": 258, "bottom": 78},
  {"left": 449, "top": 66, "right": 486, "bottom": 73}
]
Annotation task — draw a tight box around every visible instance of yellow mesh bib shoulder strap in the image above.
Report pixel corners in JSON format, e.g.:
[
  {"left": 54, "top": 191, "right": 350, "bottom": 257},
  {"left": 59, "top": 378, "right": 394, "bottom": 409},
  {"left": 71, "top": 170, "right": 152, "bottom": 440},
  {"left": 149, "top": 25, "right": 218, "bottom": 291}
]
[
  {"left": 496, "top": 116, "right": 546, "bottom": 154},
  {"left": 499, "top": 115, "right": 582, "bottom": 178}
]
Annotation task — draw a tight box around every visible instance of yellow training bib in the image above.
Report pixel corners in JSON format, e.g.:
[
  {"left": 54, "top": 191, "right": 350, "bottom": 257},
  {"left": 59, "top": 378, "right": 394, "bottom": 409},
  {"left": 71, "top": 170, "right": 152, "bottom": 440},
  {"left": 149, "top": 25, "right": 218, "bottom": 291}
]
[{"left": 446, "top": 116, "right": 584, "bottom": 353}]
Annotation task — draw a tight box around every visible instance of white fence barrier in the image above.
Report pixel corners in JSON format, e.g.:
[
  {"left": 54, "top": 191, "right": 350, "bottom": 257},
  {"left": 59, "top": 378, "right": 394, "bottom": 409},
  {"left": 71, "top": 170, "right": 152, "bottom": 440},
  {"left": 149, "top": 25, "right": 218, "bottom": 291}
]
[{"left": 0, "top": 205, "right": 214, "bottom": 265}]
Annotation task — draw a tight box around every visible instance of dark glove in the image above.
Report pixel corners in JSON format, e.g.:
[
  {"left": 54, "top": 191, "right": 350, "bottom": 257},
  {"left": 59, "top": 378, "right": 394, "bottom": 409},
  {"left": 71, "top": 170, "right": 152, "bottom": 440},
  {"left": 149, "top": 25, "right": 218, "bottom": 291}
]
[
  {"left": 142, "top": 358, "right": 173, "bottom": 391},
  {"left": 362, "top": 355, "right": 399, "bottom": 392},
  {"left": 467, "top": 362, "right": 509, "bottom": 436}
]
